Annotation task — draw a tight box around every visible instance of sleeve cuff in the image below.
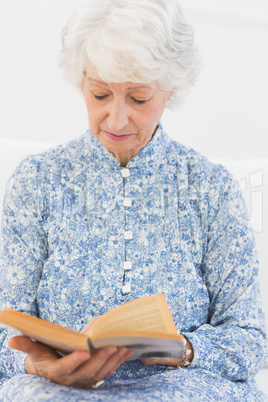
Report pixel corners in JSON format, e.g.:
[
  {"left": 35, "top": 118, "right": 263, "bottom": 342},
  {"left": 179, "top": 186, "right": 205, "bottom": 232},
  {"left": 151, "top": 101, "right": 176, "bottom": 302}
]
[{"left": 182, "top": 331, "right": 214, "bottom": 370}]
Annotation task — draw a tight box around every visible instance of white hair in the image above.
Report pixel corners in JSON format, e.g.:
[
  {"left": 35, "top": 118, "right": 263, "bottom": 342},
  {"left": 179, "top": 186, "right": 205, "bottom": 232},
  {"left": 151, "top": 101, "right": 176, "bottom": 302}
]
[{"left": 58, "top": 0, "right": 201, "bottom": 109}]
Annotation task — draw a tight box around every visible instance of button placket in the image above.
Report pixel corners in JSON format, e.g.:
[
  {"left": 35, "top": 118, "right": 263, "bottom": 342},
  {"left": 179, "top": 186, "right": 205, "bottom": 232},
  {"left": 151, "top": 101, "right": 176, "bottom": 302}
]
[{"left": 122, "top": 167, "right": 132, "bottom": 295}]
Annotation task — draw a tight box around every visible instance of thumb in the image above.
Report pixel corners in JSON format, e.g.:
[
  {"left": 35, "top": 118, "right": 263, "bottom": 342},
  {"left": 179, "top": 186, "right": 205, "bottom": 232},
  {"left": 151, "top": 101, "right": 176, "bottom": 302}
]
[
  {"left": 81, "top": 317, "right": 98, "bottom": 334},
  {"left": 8, "top": 336, "right": 59, "bottom": 359}
]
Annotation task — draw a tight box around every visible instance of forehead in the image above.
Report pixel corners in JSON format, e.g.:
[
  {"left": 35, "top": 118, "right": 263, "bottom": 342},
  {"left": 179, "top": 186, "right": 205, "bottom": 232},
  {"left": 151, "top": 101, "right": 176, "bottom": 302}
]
[{"left": 84, "top": 72, "right": 157, "bottom": 91}]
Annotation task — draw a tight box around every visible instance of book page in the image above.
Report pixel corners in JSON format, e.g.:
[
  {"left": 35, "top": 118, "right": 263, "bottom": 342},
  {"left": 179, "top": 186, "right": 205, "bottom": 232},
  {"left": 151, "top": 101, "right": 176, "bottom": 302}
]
[{"left": 89, "top": 294, "right": 177, "bottom": 336}]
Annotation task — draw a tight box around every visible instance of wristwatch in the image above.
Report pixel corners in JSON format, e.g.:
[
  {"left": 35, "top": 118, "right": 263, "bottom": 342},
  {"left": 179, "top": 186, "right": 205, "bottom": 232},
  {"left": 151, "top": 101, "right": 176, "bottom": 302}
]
[{"left": 176, "top": 337, "right": 192, "bottom": 368}]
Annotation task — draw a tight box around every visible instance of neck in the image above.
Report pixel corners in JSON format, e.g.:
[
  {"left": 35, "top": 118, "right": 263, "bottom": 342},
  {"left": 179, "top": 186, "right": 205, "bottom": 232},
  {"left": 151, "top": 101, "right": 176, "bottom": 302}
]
[{"left": 111, "top": 151, "right": 134, "bottom": 167}]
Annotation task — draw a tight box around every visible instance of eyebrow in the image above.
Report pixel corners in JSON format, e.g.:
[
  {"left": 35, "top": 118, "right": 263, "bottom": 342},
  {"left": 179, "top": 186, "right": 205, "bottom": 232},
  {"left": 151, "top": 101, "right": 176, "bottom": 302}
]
[{"left": 86, "top": 78, "right": 152, "bottom": 91}]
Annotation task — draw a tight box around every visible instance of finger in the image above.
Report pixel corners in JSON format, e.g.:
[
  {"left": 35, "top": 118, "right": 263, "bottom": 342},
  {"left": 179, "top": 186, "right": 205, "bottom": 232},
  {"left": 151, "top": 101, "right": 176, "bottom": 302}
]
[
  {"left": 9, "top": 336, "right": 92, "bottom": 378},
  {"left": 141, "top": 357, "right": 182, "bottom": 366},
  {"left": 93, "top": 347, "right": 133, "bottom": 381},
  {"left": 75, "top": 346, "right": 118, "bottom": 375},
  {"left": 81, "top": 318, "right": 98, "bottom": 335},
  {"left": 61, "top": 346, "right": 117, "bottom": 388},
  {"left": 104, "top": 348, "right": 133, "bottom": 376},
  {"left": 52, "top": 349, "right": 92, "bottom": 375},
  {"left": 141, "top": 357, "right": 156, "bottom": 365}
]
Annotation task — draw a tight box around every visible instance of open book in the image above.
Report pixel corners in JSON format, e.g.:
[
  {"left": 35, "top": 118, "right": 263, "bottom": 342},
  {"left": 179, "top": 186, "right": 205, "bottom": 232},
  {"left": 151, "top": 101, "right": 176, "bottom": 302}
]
[{"left": 0, "top": 294, "right": 183, "bottom": 360}]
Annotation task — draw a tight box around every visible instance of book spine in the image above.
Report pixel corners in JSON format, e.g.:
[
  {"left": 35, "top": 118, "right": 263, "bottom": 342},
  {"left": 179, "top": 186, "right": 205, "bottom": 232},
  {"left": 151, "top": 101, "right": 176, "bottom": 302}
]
[{"left": 87, "top": 337, "right": 97, "bottom": 355}]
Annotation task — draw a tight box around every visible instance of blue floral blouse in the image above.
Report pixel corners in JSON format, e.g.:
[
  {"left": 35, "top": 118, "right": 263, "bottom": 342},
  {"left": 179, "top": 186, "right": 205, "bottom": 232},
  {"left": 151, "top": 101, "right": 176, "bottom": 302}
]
[{"left": 0, "top": 124, "right": 267, "bottom": 401}]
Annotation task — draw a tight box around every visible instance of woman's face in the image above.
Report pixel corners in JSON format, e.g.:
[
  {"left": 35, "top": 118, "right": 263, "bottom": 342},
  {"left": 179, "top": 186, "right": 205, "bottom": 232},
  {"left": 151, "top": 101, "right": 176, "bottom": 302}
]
[{"left": 82, "top": 72, "right": 170, "bottom": 166}]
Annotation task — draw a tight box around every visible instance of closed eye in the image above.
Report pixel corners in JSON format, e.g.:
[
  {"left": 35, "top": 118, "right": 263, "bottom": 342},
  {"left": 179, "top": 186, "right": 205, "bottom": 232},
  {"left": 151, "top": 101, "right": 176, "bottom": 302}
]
[
  {"left": 132, "top": 98, "right": 148, "bottom": 105},
  {"left": 93, "top": 94, "right": 109, "bottom": 101}
]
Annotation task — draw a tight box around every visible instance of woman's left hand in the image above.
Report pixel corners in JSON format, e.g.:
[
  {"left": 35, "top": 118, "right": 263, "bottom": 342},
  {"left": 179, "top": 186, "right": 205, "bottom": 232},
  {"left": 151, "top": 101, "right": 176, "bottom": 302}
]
[{"left": 141, "top": 335, "right": 193, "bottom": 368}]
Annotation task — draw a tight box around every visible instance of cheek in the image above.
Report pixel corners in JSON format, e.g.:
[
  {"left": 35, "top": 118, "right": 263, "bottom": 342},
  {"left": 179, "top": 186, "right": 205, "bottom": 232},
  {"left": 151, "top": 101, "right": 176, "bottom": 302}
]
[
  {"left": 140, "top": 104, "right": 164, "bottom": 130},
  {"left": 85, "top": 101, "right": 104, "bottom": 126},
  {"left": 152, "top": 101, "right": 166, "bottom": 118}
]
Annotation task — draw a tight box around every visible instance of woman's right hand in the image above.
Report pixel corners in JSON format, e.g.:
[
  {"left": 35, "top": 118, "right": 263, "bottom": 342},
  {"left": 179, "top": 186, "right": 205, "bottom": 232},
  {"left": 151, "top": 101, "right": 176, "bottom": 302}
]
[{"left": 8, "top": 336, "right": 132, "bottom": 389}]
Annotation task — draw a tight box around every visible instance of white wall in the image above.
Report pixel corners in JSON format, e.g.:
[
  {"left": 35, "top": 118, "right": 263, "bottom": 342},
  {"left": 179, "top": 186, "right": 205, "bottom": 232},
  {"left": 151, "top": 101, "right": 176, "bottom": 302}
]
[{"left": 163, "top": 0, "right": 268, "bottom": 160}]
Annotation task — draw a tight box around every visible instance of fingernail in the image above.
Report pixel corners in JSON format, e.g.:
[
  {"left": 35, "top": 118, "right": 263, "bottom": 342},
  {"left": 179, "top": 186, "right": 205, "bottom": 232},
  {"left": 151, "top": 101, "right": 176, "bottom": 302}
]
[
  {"left": 107, "top": 347, "right": 117, "bottom": 356},
  {"left": 74, "top": 350, "right": 91, "bottom": 360},
  {"left": 118, "top": 348, "right": 127, "bottom": 357},
  {"left": 125, "top": 350, "right": 133, "bottom": 358}
]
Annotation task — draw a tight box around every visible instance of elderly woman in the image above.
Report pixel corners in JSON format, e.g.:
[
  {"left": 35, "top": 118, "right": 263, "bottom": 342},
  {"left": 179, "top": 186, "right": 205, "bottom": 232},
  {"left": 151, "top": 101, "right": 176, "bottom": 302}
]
[{"left": 0, "top": 0, "right": 267, "bottom": 400}]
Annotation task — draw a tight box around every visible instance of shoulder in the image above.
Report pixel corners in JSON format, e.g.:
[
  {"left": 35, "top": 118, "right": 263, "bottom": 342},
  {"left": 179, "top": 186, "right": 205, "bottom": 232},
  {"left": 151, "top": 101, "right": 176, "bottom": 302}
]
[
  {"left": 162, "top": 132, "right": 243, "bottom": 214},
  {"left": 8, "top": 132, "right": 89, "bottom": 183},
  {"left": 4, "top": 132, "right": 90, "bottom": 207},
  {"left": 165, "top": 134, "right": 233, "bottom": 187}
]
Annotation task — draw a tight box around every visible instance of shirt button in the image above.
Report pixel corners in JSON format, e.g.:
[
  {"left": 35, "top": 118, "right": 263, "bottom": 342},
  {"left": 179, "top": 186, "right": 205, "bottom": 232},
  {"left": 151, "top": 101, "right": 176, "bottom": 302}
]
[
  {"left": 121, "top": 168, "right": 130, "bottom": 178},
  {"left": 122, "top": 284, "right": 131, "bottom": 294},
  {"left": 123, "top": 261, "right": 132, "bottom": 271},
  {"left": 124, "top": 231, "right": 133, "bottom": 240},
  {"left": 123, "top": 198, "right": 132, "bottom": 207}
]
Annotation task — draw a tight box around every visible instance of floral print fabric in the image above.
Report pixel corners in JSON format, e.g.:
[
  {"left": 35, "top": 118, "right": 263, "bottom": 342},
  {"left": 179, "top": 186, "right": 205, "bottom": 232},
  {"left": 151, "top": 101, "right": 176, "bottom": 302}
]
[{"left": 0, "top": 124, "right": 267, "bottom": 401}]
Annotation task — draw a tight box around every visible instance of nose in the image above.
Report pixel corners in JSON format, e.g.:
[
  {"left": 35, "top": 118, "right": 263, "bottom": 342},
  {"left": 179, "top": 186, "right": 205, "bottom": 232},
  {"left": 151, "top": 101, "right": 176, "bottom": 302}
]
[{"left": 106, "top": 98, "right": 129, "bottom": 132}]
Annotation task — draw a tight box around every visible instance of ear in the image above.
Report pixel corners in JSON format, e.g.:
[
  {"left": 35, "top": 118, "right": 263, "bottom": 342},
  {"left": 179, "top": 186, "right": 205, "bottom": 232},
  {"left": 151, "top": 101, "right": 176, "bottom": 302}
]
[{"left": 168, "top": 88, "right": 179, "bottom": 101}]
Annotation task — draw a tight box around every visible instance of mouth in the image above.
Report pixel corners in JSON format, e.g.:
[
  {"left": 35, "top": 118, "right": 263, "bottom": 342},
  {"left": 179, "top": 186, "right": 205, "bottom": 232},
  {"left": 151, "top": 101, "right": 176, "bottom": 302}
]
[{"left": 104, "top": 131, "right": 133, "bottom": 142}]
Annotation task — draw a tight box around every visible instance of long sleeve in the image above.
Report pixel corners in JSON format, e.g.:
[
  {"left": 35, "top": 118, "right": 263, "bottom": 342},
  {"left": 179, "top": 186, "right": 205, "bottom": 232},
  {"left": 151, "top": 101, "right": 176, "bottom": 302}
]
[
  {"left": 0, "top": 128, "right": 267, "bottom": 400},
  {"left": 184, "top": 167, "right": 267, "bottom": 380},
  {"left": 0, "top": 157, "right": 48, "bottom": 381}
]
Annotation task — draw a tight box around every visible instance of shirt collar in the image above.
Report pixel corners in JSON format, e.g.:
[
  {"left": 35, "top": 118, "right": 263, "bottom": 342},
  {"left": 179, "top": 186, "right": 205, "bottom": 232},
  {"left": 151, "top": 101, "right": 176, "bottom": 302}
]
[{"left": 85, "top": 122, "right": 168, "bottom": 173}]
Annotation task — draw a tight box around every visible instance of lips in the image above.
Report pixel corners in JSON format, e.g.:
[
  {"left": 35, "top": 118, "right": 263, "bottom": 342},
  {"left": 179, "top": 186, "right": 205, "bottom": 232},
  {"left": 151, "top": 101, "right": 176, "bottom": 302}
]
[{"left": 104, "top": 131, "right": 133, "bottom": 142}]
